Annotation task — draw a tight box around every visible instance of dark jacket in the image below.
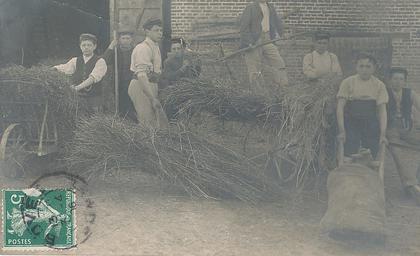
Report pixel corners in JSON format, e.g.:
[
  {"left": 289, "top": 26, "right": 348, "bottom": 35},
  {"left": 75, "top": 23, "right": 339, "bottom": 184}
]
[
  {"left": 387, "top": 87, "right": 413, "bottom": 129},
  {"left": 72, "top": 54, "right": 102, "bottom": 97},
  {"left": 159, "top": 51, "right": 201, "bottom": 88},
  {"left": 102, "top": 47, "right": 134, "bottom": 83},
  {"left": 239, "top": 1, "right": 284, "bottom": 48}
]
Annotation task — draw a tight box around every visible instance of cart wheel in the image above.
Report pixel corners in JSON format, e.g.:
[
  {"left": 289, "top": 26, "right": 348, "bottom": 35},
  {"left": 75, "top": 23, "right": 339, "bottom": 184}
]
[{"left": 0, "top": 124, "right": 27, "bottom": 178}]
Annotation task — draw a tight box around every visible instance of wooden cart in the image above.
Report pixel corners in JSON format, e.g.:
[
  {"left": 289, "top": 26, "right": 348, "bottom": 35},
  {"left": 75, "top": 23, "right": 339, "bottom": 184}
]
[{"left": 0, "top": 79, "right": 58, "bottom": 161}]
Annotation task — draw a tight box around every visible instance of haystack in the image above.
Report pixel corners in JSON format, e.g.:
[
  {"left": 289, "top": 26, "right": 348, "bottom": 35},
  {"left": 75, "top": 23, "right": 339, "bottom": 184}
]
[
  {"left": 0, "top": 65, "right": 81, "bottom": 145},
  {"left": 66, "top": 114, "right": 279, "bottom": 203},
  {"left": 161, "top": 77, "right": 340, "bottom": 186},
  {"left": 160, "top": 78, "right": 282, "bottom": 125}
]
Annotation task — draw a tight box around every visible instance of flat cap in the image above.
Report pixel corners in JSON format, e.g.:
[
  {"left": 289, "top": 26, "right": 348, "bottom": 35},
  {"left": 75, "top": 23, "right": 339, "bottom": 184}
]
[
  {"left": 314, "top": 31, "right": 331, "bottom": 40},
  {"left": 79, "top": 33, "right": 97, "bottom": 44},
  {"left": 390, "top": 67, "right": 408, "bottom": 77},
  {"left": 143, "top": 17, "right": 162, "bottom": 30},
  {"left": 117, "top": 27, "right": 134, "bottom": 36}
]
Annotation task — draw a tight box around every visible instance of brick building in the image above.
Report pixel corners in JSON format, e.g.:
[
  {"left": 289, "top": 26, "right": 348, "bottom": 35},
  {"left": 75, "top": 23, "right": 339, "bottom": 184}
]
[{"left": 171, "top": 0, "right": 420, "bottom": 87}]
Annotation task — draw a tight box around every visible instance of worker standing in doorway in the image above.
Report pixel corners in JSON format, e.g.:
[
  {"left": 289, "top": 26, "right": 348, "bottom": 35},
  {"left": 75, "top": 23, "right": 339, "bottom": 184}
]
[
  {"left": 128, "top": 18, "right": 169, "bottom": 129},
  {"left": 103, "top": 28, "right": 136, "bottom": 121}
]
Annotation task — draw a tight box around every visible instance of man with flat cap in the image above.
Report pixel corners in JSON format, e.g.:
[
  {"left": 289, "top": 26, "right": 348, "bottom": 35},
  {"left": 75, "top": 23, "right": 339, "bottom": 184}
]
[
  {"left": 240, "top": 0, "right": 288, "bottom": 95},
  {"left": 103, "top": 28, "right": 136, "bottom": 120},
  {"left": 54, "top": 33, "right": 107, "bottom": 114},
  {"left": 303, "top": 31, "right": 342, "bottom": 80},
  {"left": 386, "top": 67, "right": 420, "bottom": 206},
  {"left": 129, "top": 18, "right": 169, "bottom": 129},
  {"left": 160, "top": 37, "right": 201, "bottom": 88}
]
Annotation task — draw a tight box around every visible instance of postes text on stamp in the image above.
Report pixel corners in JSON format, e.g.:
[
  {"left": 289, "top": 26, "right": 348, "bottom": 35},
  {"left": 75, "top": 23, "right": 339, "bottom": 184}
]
[{"left": 2, "top": 188, "right": 75, "bottom": 250}]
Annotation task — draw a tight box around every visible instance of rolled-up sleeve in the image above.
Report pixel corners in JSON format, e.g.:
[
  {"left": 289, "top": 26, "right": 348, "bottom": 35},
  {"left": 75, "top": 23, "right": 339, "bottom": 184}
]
[
  {"left": 54, "top": 58, "right": 77, "bottom": 75},
  {"left": 337, "top": 80, "right": 350, "bottom": 100},
  {"left": 130, "top": 44, "right": 152, "bottom": 75},
  {"left": 90, "top": 58, "right": 107, "bottom": 83}
]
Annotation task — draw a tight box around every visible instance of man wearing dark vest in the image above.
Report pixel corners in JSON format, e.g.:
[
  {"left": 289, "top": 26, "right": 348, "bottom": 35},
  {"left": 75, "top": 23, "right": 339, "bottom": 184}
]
[
  {"left": 103, "top": 28, "right": 136, "bottom": 120},
  {"left": 387, "top": 67, "right": 420, "bottom": 205},
  {"left": 54, "top": 33, "right": 107, "bottom": 114}
]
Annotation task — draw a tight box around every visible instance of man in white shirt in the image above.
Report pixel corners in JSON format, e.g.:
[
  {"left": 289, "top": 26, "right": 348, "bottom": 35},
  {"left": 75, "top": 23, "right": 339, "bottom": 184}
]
[
  {"left": 303, "top": 31, "right": 342, "bottom": 80},
  {"left": 54, "top": 33, "right": 107, "bottom": 114},
  {"left": 128, "top": 18, "right": 169, "bottom": 129}
]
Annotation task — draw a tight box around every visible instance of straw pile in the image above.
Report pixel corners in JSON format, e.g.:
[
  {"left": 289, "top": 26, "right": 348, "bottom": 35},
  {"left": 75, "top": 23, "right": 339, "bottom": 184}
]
[
  {"left": 0, "top": 65, "right": 79, "bottom": 144},
  {"left": 160, "top": 78, "right": 282, "bottom": 125},
  {"left": 66, "top": 114, "right": 279, "bottom": 203},
  {"left": 161, "top": 77, "right": 340, "bottom": 186},
  {"left": 275, "top": 77, "right": 340, "bottom": 185}
]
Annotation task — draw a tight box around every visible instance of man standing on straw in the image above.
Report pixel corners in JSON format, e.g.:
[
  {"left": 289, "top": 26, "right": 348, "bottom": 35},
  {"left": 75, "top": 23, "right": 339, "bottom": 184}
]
[
  {"left": 240, "top": 0, "right": 288, "bottom": 94},
  {"left": 103, "top": 28, "right": 136, "bottom": 121},
  {"left": 54, "top": 33, "right": 107, "bottom": 114},
  {"left": 129, "top": 18, "right": 169, "bottom": 129}
]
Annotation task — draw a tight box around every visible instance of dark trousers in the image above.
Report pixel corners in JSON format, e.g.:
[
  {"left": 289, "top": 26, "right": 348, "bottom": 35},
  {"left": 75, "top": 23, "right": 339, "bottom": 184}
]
[
  {"left": 119, "top": 79, "right": 136, "bottom": 121},
  {"left": 344, "top": 115, "right": 380, "bottom": 158}
]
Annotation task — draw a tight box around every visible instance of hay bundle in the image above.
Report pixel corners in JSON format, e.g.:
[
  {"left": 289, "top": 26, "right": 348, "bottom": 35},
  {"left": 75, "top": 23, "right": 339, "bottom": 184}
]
[
  {"left": 66, "top": 114, "right": 278, "bottom": 203},
  {"left": 161, "top": 76, "right": 339, "bottom": 185},
  {"left": 160, "top": 78, "right": 281, "bottom": 124},
  {"left": 0, "top": 65, "right": 79, "bottom": 144},
  {"left": 0, "top": 65, "right": 77, "bottom": 110},
  {"left": 274, "top": 77, "right": 339, "bottom": 185}
]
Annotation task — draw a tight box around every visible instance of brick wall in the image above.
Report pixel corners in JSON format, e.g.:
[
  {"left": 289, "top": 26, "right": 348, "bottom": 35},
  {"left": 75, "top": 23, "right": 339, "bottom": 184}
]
[{"left": 171, "top": 0, "right": 420, "bottom": 88}]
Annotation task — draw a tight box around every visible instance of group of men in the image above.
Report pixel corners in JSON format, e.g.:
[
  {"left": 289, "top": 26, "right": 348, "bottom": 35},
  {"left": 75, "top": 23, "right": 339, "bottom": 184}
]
[
  {"left": 240, "top": 0, "right": 420, "bottom": 205},
  {"left": 54, "top": 18, "right": 199, "bottom": 129},
  {"left": 53, "top": 0, "right": 420, "bottom": 205}
]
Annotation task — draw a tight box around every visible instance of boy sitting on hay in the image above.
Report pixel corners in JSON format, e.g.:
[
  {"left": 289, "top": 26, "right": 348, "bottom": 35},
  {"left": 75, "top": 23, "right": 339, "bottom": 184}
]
[
  {"left": 386, "top": 67, "right": 420, "bottom": 205},
  {"left": 54, "top": 33, "right": 107, "bottom": 114}
]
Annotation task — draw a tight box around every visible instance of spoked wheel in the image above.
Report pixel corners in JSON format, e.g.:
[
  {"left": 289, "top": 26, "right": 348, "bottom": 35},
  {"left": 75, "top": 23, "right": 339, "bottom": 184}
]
[{"left": 0, "top": 123, "right": 29, "bottom": 178}]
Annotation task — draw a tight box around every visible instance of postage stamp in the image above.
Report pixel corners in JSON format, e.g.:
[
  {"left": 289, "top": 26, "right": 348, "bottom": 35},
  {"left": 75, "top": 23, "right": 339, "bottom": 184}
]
[{"left": 2, "top": 188, "right": 75, "bottom": 250}]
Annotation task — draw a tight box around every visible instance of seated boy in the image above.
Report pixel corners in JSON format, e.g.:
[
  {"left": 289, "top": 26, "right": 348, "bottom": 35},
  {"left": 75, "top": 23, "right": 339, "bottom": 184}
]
[
  {"left": 54, "top": 33, "right": 107, "bottom": 114},
  {"left": 336, "top": 53, "right": 388, "bottom": 158},
  {"left": 386, "top": 67, "right": 420, "bottom": 205},
  {"left": 159, "top": 37, "right": 201, "bottom": 88}
]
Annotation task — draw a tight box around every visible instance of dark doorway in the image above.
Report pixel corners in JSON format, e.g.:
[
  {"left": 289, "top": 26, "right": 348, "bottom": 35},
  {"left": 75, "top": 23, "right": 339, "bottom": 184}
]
[{"left": 0, "top": 0, "right": 110, "bottom": 66}]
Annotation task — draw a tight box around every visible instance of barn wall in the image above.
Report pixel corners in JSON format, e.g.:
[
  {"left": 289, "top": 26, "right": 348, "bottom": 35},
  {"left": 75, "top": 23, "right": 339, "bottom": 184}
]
[{"left": 171, "top": 0, "right": 420, "bottom": 88}]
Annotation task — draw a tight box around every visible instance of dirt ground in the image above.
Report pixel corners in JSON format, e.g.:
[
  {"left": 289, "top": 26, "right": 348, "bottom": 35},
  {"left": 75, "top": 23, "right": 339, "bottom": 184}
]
[{"left": 0, "top": 153, "right": 419, "bottom": 256}]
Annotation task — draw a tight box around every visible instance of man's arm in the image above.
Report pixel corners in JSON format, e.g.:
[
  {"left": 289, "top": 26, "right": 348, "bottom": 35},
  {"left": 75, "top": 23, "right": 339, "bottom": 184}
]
[
  {"left": 302, "top": 54, "right": 317, "bottom": 79},
  {"left": 74, "top": 58, "right": 107, "bottom": 91},
  {"left": 336, "top": 98, "right": 346, "bottom": 142},
  {"left": 239, "top": 5, "right": 253, "bottom": 47},
  {"left": 378, "top": 103, "right": 388, "bottom": 143},
  {"left": 332, "top": 54, "right": 343, "bottom": 78},
  {"left": 270, "top": 4, "right": 284, "bottom": 37},
  {"left": 102, "top": 39, "right": 117, "bottom": 64},
  {"left": 411, "top": 91, "right": 420, "bottom": 113},
  {"left": 53, "top": 58, "right": 77, "bottom": 75}
]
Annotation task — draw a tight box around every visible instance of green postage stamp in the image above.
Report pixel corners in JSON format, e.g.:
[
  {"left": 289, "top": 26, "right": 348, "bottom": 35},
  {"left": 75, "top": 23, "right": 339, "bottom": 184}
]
[{"left": 2, "top": 188, "right": 75, "bottom": 250}]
